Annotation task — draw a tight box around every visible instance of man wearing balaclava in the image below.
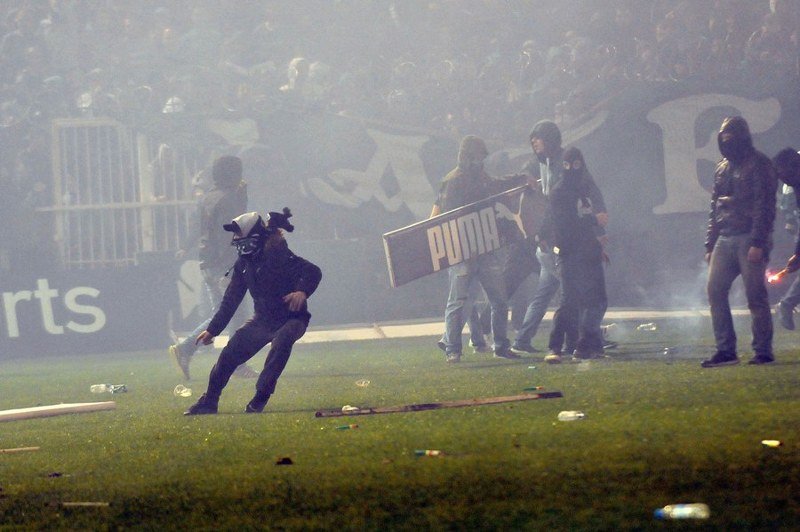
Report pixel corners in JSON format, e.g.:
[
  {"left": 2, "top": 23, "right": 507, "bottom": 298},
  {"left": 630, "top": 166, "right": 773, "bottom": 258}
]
[
  {"left": 703, "top": 116, "right": 777, "bottom": 367},
  {"left": 539, "top": 147, "right": 607, "bottom": 360},
  {"left": 430, "top": 135, "right": 521, "bottom": 362},
  {"left": 169, "top": 155, "right": 258, "bottom": 380},
  {"left": 512, "top": 120, "right": 608, "bottom": 361},
  {"left": 184, "top": 208, "right": 322, "bottom": 415}
]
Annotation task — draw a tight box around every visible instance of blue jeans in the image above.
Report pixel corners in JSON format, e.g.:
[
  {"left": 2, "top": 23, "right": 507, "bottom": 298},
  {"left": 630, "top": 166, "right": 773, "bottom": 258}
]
[
  {"left": 779, "top": 273, "right": 800, "bottom": 309},
  {"left": 178, "top": 269, "right": 248, "bottom": 357},
  {"left": 514, "top": 247, "right": 560, "bottom": 347},
  {"left": 707, "top": 234, "right": 773, "bottom": 357},
  {"left": 442, "top": 253, "right": 508, "bottom": 354}
]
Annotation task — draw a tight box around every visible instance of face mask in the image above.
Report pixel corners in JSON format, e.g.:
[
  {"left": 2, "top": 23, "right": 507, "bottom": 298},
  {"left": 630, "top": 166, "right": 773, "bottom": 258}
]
[
  {"left": 718, "top": 136, "right": 750, "bottom": 162},
  {"left": 563, "top": 167, "right": 581, "bottom": 181},
  {"left": 232, "top": 235, "right": 262, "bottom": 257}
]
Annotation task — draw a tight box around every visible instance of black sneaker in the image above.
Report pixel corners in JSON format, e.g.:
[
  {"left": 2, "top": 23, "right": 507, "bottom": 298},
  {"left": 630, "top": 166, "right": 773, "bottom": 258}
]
[
  {"left": 245, "top": 395, "right": 270, "bottom": 413},
  {"left": 572, "top": 348, "right": 606, "bottom": 361},
  {"left": 510, "top": 343, "right": 541, "bottom": 354},
  {"left": 776, "top": 302, "right": 795, "bottom": 331},
  {"left": 701, "top": 352, "right": 739, "bottom": 368},
  {"left": 747, "top": 355, "right": 775, "bottom": 365},
  {"left": 169, "top": 344, "right": 191, "bottom": 380},
  {"left": 493, "top": 349, "right": 521, "bottom": 360},
  {"left": 436, "top": 340, "right": 446, "bottom": 352},
  {"left": 184, "top": 394, "right": 218, "bottom": 415}
]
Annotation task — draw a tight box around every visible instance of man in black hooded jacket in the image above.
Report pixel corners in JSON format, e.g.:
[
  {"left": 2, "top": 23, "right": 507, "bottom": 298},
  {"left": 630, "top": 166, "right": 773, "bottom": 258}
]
[
  {"left": 703, "top": 116, "right": 777, "bottom": 367},
  {"left": 541, "top": 147, "right": 607, "bottom": 359},
  {"left": 184, "top": 208, "right": 322, "bottom": 414},
  {"left": 512, "top": 120, "right": 608, "bottom": 362}
]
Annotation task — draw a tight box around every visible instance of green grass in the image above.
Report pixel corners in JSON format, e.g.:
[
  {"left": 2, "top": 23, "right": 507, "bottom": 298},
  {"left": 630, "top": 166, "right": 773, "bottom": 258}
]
[{"left": 1, "top": 317, "right": 799, "bottom": 530}]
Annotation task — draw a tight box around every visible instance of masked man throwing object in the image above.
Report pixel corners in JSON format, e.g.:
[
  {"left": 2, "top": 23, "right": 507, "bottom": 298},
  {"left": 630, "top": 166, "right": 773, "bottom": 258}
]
[{"left": 184, "top": 208, "right": 322, "bottom": 414}]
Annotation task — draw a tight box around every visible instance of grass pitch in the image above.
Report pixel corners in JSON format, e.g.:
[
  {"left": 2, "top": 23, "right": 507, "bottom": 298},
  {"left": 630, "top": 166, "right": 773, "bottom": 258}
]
[{"left": 1, "top": 316, "right": 799, "bottom": 530}]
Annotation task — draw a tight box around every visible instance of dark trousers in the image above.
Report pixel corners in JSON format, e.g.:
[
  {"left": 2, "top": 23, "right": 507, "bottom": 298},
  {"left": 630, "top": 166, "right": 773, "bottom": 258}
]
[
  {"left": 205, "top": 318, "right": 307, "bottom": 403},
  {"left": 548, "top": 252, "right": 607, "bottom": 354},
  {"left": 707, "top": 234, "right": 773, "bottom": 357}
]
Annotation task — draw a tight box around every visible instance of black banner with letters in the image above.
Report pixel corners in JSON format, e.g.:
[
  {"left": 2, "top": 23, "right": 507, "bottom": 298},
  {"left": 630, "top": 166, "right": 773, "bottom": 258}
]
[
  {"left": 0, "top": 263, "right": 176, "bottom": 358},
  {"left": 383, "top": 185, "right": 546, "bottom": 287}
]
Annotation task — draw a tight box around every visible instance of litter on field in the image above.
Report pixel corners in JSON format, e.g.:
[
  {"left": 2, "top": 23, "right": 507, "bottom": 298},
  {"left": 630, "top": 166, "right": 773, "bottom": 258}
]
[
  {"left": 0, "top": 446, "right": 40, "bottom": 454},
  {"left": 173, "top": 385, "right": 192, "bottom": 397},
  {"left": 355, "top": 379, "right": 370, "bottom": 387},
  {"left": 761, "top": 439, "right": 782, "bottom": 447},
  {"left": 62, "top": 502, "right": 110, "bottom": 508},
  {"left": 414, "top": 449, "right": 444, "bottom": 457}
]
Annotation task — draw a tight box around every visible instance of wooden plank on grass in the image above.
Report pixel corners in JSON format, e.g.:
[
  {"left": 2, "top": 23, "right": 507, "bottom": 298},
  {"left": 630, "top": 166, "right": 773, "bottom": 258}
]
[
  {"left": 0, "top": 446, "right": 40, "bottom": 453},
  {"left": 0, "top": 402, "right": 116, "bottom": 423},
  {"left": 314, "top": 391, "right": 563, "bottom": 417}
]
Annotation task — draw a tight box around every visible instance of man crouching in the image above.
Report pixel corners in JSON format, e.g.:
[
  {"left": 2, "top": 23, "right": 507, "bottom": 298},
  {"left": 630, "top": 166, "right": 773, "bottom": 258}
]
[{"left": 184, "top": 208, "right": 322, "bottom": 415}]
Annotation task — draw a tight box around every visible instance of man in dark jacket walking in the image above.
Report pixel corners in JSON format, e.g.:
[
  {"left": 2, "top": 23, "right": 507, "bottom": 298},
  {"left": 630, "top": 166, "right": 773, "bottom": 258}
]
[
  {"left": 703, "top": 116, "right": 777, "bottom": 367},
  {"left": 541, "top": 147, "right": 607, "bottom": 360},
  {"left": 184, "top": 208, "right": 322, "bottom": 415},
  {"left": 512, "top": 120, "right": 608, "bottom": 361}
]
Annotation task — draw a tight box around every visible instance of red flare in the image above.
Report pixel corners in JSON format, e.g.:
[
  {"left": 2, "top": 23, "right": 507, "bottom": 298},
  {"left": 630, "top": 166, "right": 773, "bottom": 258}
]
[{"left": 767, "top": 268, "right": 788, "bottom": 284}]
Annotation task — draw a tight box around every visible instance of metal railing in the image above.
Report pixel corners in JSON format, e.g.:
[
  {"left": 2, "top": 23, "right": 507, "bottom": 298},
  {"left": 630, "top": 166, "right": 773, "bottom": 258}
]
[{"left": 42, "top": 118, "right": 197, "bottom": 268}]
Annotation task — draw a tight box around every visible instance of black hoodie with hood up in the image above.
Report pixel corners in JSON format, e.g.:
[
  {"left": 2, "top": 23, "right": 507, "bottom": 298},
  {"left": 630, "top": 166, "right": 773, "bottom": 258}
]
[{"left": 705, "top": 116, "right": 777, "bottom": 254}]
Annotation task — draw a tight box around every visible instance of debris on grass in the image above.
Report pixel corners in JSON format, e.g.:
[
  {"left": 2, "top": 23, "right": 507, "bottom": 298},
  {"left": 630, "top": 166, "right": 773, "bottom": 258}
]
[
  {"left": 355, "top": 379, "right": 370, "bottom": 387},
  {"left": 557, "top": 411, "right": 585, "bottom": 421},
  {"left": 0, "top": 446, "right": 40, "bottom": 454},
  {"left": 336, "top": 424, "right": 359, "bottom": 430},
  {"left": 61, "top": 502, "right": 109, "bottom": 508},
  {"left": 761, "top": 439, "right": 782, "bottom": 447},
  {"left": 636, "top": 323, "right": 657, "bottom": 331},
  {"left": 173, "top": 385, "right": 192, "bottom": 397},
  {"left": 275, "top": 457, "right": 294, "bottom": 465},
  {"left": 654, "top": 503, "right": 710, "bottom": 519},
  {"left": 341, "top": 405, "right": 360, "bottom": 413},
  {"left": 523, "top": 386, "right": 543, "bottom": 391},
  {"left": 414, "top": 449, "right": 444, "bottom": 457}
]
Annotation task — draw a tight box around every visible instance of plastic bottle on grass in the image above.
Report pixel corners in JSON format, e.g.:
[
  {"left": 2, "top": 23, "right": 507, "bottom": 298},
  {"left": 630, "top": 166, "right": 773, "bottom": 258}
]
[
  {"left": 90, "top": 384, "right": 127, "bottom": 394},
  {"left": 654, "top": 503, "right": 710, "bottom": 519},
  {"left": 557, "top": 411, "right": 585, "bottom": 421},
  {"left": 173, "top": 384, "right": 192, "bottom": 397},
  {"left": 414, "top": 449, "right": 443, "bottom": 457}
]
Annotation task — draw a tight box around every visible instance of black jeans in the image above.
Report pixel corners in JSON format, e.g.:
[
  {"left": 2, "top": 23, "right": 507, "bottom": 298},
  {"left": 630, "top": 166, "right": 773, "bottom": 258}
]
[
  {"left": 548, "top": 251, "right": 607, "bottom": 354},
  {"left": 205, "top": 318, "right": 307, "bottom": 403}
]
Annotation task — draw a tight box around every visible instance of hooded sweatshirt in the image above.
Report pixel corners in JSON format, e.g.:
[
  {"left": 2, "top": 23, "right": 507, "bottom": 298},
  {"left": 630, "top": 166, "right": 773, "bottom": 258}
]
[{"left": 705, "top": 116, "right": 777, "bottom": 253}]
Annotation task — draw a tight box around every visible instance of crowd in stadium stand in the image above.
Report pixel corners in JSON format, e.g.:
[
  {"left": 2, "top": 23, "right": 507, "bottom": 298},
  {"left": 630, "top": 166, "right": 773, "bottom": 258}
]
[{"left": 0, "top": 0, "right": 797, "bottom": 269}]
